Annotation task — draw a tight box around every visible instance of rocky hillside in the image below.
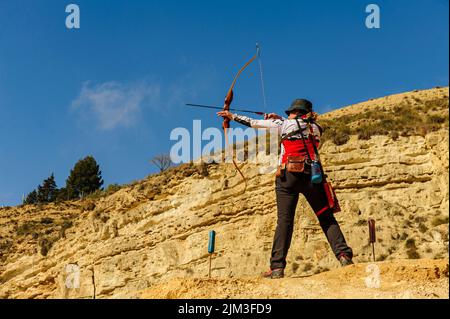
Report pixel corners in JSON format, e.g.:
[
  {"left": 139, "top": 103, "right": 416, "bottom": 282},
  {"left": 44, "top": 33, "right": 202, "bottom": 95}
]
[{"left": 0, "top": 87, "right": 448, "bottom": 299}]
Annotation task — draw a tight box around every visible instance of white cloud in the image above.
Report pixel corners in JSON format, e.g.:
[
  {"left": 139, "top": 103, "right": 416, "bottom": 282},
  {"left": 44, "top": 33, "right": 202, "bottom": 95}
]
[
  {"left": 71, "top": 81, "right": 161, "bottom": 130},
  {"left": 71, "top": 68, "right": 215, "bottom": 130}
]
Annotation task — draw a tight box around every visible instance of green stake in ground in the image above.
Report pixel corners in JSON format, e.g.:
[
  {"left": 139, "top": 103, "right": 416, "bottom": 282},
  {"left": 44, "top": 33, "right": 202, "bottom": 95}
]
[{"left": 208, "top": 230, "right": 216, "bottom": 278}]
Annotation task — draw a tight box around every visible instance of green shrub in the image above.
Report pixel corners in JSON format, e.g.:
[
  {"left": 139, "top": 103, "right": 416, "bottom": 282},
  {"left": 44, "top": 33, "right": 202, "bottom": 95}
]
[
  {"left": 40, "top": 217, "right": 54, "bottom": 224},
  {"left": 321, "top": 121, "right": 350, "bottom": 146},
  {"left": 389, "top": 131, "right": 399, "bottom": 141},
  {"left": 356, "top": 124, "right": 387, "bottom": 140},
  {"left": 85, "top": 189, "right": 103, "bottom": 200},
  {"left": 16, "top": 221, "right": 39, "bottom": 236},
  {"left": 427, "top": 114, "right": 448, "bottom": 125},
  {"left": 38, "top": 237, "right": 56, "bottom": 256},
  {"left": 104, "top": 183, "right": 122, "bottom": 195},
  {"left": 84, "top": 183, "right": 123, "bottom": 200},
  {"left": 332, "top": 126, "right": 351, "bottom": 145},
  {"left": 59, "top": 220, "right": 73, "bottom": 238},
  {"left": 0, "top": 240, "right": 12, "bottom": 251},
  {"left": 197, "top": 162, "right": 209, "bottom": 177},
  {"left": 354, "top": 219, "right": 367, "bottom": 226}
]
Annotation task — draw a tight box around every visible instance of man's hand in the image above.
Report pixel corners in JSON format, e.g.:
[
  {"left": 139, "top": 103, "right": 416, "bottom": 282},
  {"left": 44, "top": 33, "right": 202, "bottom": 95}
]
[
  {"left": 217, "top": 110, "right": 234, "bottom": 120},
  {"left": 264, "top": 113, "right": 282, "bottom": 120}
]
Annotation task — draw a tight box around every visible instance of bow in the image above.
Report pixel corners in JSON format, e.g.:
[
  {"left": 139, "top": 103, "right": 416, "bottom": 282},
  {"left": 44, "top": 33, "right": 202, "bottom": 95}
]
[{"left": 221, "top": 54, "right": 257, "bottom": 192}]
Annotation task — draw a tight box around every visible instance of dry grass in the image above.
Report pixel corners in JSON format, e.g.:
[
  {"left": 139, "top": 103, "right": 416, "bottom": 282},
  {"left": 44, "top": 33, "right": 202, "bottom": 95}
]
[
  {"left": 320, "top": 97, "right": 449, "bottom": 146},
  {"left": 15, "top": 217, "right": 75, "bottom": 256}
]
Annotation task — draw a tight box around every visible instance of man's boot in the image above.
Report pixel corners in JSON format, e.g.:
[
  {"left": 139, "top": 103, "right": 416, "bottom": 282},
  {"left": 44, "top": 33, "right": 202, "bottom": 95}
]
[
  {"left": 339, "top": 254, "right": 354, "bottom": 267},
  {"left": 262, "top": 268, "right": 284, "bottom": 279}
]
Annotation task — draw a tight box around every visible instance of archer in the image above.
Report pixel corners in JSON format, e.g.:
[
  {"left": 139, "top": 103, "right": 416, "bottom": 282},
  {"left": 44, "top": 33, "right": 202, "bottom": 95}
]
[{"left": 217, "top": 99, "right": 354, "bottom": 279}]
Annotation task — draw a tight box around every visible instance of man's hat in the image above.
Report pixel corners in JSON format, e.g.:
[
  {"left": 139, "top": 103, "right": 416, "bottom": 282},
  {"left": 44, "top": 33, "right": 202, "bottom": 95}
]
[{"left": 285, "top": 99, "right": 313, "bottom": 116}]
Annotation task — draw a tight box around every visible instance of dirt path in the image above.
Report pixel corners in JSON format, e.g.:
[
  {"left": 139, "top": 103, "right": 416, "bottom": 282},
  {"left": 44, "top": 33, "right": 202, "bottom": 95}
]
[{"left": 140, "top": 259, "right": 449, "bottom": 299}]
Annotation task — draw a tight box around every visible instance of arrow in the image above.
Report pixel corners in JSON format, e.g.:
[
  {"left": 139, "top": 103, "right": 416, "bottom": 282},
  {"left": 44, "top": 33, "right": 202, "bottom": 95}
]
[{"left": 185, "top": 103, "right": 265, "bottom": 116}]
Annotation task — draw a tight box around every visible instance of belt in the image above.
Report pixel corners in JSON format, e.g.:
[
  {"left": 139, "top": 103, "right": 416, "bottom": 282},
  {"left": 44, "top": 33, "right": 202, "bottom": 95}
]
[{"left": 278, "top": 163, "right": 312, "bottom": 174}]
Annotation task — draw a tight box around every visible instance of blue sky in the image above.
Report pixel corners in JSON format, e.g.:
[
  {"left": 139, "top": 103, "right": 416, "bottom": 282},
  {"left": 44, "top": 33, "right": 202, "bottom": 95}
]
[{"left": 0, "top": 0, "right": 448, "bottom": 206}]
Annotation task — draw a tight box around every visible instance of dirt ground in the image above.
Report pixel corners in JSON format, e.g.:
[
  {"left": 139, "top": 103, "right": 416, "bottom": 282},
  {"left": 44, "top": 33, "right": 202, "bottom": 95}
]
[{"left": 140, "top": 259, "right": 449, "bottom": 299}]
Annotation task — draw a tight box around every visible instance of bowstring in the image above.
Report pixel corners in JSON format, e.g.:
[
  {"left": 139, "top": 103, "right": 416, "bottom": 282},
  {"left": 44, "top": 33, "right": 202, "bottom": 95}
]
[
  {"left": 256, "top": 43, "right": 268, "bottom": 113},
  {"left": 256, "top": 43, "right": 275, "bottom": 165}
]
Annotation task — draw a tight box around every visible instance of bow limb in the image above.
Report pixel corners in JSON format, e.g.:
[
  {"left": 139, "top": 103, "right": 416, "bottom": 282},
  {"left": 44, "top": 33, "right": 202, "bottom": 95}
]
[
  {"left": 221, "top": 54, "right": 257, "bottom": 192},
  {"left": 228, "top": 54, "right": 257, "bottom": 92}
]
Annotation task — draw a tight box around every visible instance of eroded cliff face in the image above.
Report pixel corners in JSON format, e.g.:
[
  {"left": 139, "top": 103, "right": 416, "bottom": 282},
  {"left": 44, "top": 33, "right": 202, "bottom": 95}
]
[{"left": 0, "top": 88, "right": 448, "bottom": 299}]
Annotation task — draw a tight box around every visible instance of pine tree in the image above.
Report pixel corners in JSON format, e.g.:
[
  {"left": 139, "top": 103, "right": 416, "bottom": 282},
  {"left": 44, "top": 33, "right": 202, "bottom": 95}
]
[
  {"left": 24, "top": 174, "right": 58, "bottom": 204},
  {"left": 56, "top": 187, "right": 69, "bottom": 202},
  {"left": 66, "top": 156, "right": 104, "bottom": 199},
  {"left": 24, "top": 189, "right": 38, "bottom": 205},
  {"left": 37, "top": 174, "right": 58, "bottom": 203}
]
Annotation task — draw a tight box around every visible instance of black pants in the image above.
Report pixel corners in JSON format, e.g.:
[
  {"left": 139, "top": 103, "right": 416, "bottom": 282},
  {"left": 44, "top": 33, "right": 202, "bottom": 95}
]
[{"left": 270, "top": 171, "right": 353, "bottom": 269}]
